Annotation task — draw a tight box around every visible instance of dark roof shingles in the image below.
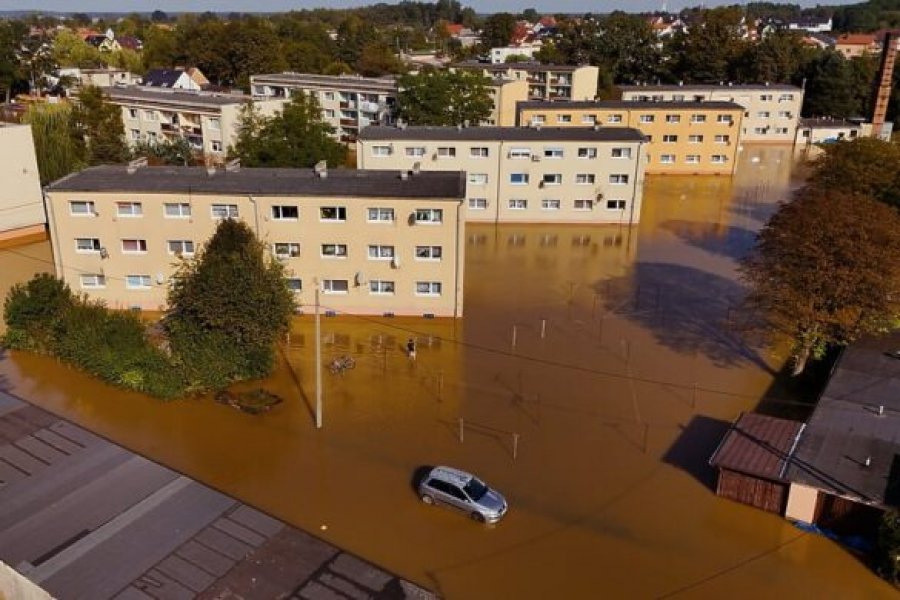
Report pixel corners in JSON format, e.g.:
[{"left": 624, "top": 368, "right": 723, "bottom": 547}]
[{"left": 358, "top": 125, "right": 646, "bottom": 142}]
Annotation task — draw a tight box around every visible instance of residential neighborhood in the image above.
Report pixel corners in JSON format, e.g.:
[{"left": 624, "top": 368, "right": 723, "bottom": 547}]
[{"left": 0, "top": 1, "right": 899, "bottom": 599}]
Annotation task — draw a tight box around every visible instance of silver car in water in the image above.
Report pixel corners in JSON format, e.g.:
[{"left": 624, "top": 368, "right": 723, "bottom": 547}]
[{"left": 417, "top": 466, "right": 508, "bottom": 524}]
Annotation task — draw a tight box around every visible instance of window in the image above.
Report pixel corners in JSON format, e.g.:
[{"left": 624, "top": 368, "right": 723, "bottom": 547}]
[
  {"left": 779, "top": 93, "right": 794, "bottom": 101},
  {"left": 321, "top": 244, "right": 348, "bottom": 258},
  {"left": 470, "top": 147, "right": 489, "bottom": 158},
  {"left": 542, "top": 174, "right": 562, "bottom": 186},
  {"left": 324, "top": 109, "right": 335, "bottom": 118},
  {"left": 607, "top": 114, "right": 623, "bottom": 123},
  {"left": 508, "top": 199, "right": 527, "bottom": 210},
  {"left": 711, "top": 155, "right": 727, "bottom": 164},
  {"left": 415, "top": 246, "right": 442, "bottom": 260},
  {"left": 557, "top": 114, "right": 572, "bottom": 123},
  {"left": 324, "top": 92, "right": 335, "bottom": 101},
  {"left": 126, "top": 275, "right": 151, "bottom": 289},
  {"left": 508, "top": 147, "right": 531, "bottom": 159},
  {"left": 167, "top": 240, "right": 195, "bottom": 256},
  {"left": 367, "top": 207, "right": 394, "bottom": 222},
  {"left": 122, "top": 239, "right": 148, "bottom": 253},
  {"left": 775, "top": 127, "right": 789, "bottom": 135},
  {"left": 164, "top": 203, "right": 191, "bottom": 218},
  {"left": 760, "top": 94, "right": 773, "bottom": 102},
  {"left": 75, "top": 238, "right": 101, "bottom": 253},
  {"left": 688, "top": 134, "right": 704, "bottom": 143},
  {"left": 578, "top": 147, "right": 598, "bottom": 159},
  {"left": 405, "top": 146, "right": 426, "bottom": 157},
  {"left": 754, "top": 127, "right": 767, "bottom": 135},
  {"left": 437, "top": 146, "right": 456, "bottom": 158},
  {"left": 286, "top": 278, "right": 302, "bottom": 292},
  {"left": 207, "top": 117, "right": 220, "bottom": 130},
  {"left": 130, "top": 129, "right": 141, "bottom": 141},
  {"left": 415, "top": 281, "right": 442, "bottom": 296},
  {"left": 372, "top": 145, "right": 392, "bottom": 157},
  {"left": 660, "top": 154, "right": 676, "bottom": 164},
  {"left": 717, "top": 114, "right": 733, "bottom": 123},
  {"left": 369, "top": 280, "right": 395, "bottom": 295},
  {"left": 574, "top": 199, "right": 593, "bottom": 211},
  {"left": 469, "top": 173, "right": 488, "bottom": 185},
  {"left": 143, "top": 110, "right": 157, "bottom": 121},
  {"left": 575, "top": 174, "right": 595, "bottom": 184},
  {"left": 609, "top": 174, "right": 629, "bottom": 185},
  {"left": 778, "top": 111, "right": 792, "bottom": 118},
  {"left": 320, "top": 206, "right": 347, "bottom": 221},
  {"left": 639, "top": 114, "right": 655, "bottom": 123},
  {"left": 690, "top": 114, "right": 707, "bottom": 123},
  {"left": 540, "top": 234, "right": 558, "bottom": 247},
  {"left": 673, "top": 94, "right": 685, "bottom": 101},
  {"left": 685, "top": 154, "right": 700, "bottom": 164},
  {"left": 757, "top": 111, "right": 771, "bottom": 118},
  {"left": 606, "top": 199, "right": 627, "bottom": 210},
  {"left": 715, "top": 134, "right": 730, "bottom": 144},
  {"left": 611, "top": 147, "right": 632, "bottom": 159},
  {"left": 542, "top": 199, "right": 560, "bottom": 210},
  {"left": 368, "top": 245, "right": 395, "bottom": 260},
  {"left": 581, "top": 114, "right": 597, "bottom": 125},
  {"left": 80, "top": 274, "right": 106, "bottom": 289},
  {"left": 415, "top": 208, "right": 443, "bottom": 223},
  {"left": 212, "top": 204, "right": 239, "bottom": 219},
  {"left": 127, "top": 108, "right": 138, "bottom": 119},
  {"left": 530, "top": 115, "right": 545, "bottom": 124},
  {"left": 70, "top": 201, "right": 95, "bottom": 216},
  {"left": 468, "top": 198, "right": 488, "bottom": 210},
  {"left": 665, "top": 114, "right": 681, "bottom": 123},
  {"left": 322, "top": 279, "right": 349, "bottom": 294},
  {"left": 146, "top": 132, "right": 158, "bottom": 144},
  {"left": 211, "top": 141, "right": 223, "bottom": 153},
  {"left": 543, "top": 147, "right": 564, "bottom": 159},
  {"left": 662, "top": 134, "right": 678, "bottom": 143},
  {"left": 274, "top": 242, "right": 301, "bottom": 258},
  {"left": 510, "top": 173, "right": 529, "bottom": 185},
  {"left": 272, "top": 205, "right": 299, "bottom": 220}
]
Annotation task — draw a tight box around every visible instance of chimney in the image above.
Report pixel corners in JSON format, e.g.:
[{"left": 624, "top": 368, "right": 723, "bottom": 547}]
[
  {"left": 126, "top": 157, "right": 147, "bottom": 174},
  {"left": 412, "top": 161, "right": 421, "bottom": 175},
  {"left": 225, "top": 158, "right": 240, "bottom": 172},
  {"left": 314, "top": 160, "right": 327, "bottom": 178},
  {"left": 871, "top": 32, "right": 896, "bottom": 139},
  {"left": 400, "top": 170, "right": 410, "bottom": 180}
]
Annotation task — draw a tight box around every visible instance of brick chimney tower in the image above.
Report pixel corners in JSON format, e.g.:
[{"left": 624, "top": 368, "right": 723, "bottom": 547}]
[{"left": 871, "top": 32, "right": 897, "bottom": 139}]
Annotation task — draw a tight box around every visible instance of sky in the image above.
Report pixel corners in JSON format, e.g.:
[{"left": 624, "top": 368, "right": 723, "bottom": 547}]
[{"left": 0, "top": 0, "right": 862, "bottom": 14}]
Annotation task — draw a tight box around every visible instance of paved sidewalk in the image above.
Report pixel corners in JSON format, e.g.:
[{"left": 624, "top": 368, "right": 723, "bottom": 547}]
[{"left": 0, "top": 391, "right": 433, "bottom": 600}]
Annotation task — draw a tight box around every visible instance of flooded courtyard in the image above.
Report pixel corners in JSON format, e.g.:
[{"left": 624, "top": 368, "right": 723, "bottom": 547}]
[{"left": 1, "top": 146, "right": 896, "bottom": 598}]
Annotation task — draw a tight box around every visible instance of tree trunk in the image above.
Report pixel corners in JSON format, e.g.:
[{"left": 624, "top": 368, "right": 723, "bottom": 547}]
[{"left": 791, "top": 341, "right": 812, "bottom": 376}]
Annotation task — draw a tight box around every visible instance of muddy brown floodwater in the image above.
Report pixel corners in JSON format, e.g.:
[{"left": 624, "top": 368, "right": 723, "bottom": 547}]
[{"left": 0, "top": 147, "right": 896, "bottom": 598}]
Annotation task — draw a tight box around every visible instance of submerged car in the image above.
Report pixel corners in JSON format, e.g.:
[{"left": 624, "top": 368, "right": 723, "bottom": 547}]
[{"left": 417, "top": 466, "right": 508, "bottom": 523}]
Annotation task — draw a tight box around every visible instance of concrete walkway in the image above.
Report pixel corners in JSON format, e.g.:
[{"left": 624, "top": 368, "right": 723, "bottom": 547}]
[{"left": 0, "top": 391, "right": 433, "bottom": 600}]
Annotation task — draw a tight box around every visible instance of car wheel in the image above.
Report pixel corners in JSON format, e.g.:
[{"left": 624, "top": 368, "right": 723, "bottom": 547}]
[
  {"left": 421, "top": 494, "right": 434, "bottom": 505},
  {"left": 471, "top": 511, "right": 485, "bottom": 523}
]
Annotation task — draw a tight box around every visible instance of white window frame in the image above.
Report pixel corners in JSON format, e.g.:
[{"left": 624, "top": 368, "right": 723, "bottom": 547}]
[
  {"left": 211, "top": 204, "right": 239, "bottom": 219},
  {"left": 368, "top": 244, "right": 395, "bottom": 260},
  {"left": 470, "top": 147, "right": 489, "bottom": 158},
  {"left": 164, "top": 202, "right": 191, "bottom": 218},
  {"left": 405, "top": 146, "right": 426, "bottom": 157},
  {"left": 606, "top": 199, "right": 627, "bottom": 210},
  {"left": 662, "top": 134, "right": 678, "bottom": 143},
  {"left": 610, "top": 174, "right": 629, "bottom": 185},
  {"left": 578, "top": 147, "right": 598, "bottom": 159},
  {"left": 665, "top": 114, "right": 681, "bottom": 123},
  {"left": 126, "top": 275, "right": 152, "bottom": 290},
  {"left": 272, "top": 205, "right": 299, "bottom": 221},
  {"left": 711, "top": 154, "right": 727, "bottom": 164},
  {"left": 715, "top": 134, "right": 730, "bottom": 144},
  {"left": 369, "top": 280, "right": 395, "bottom": 295},
  {"left": 557, "top": 114, "right": 572, "bottom": 123},
  {"left": 167, "top": 240, "right": 195, "bottom": 256},
  {"left": 542, "top": 174, "right": 562, "bottom": 186},
  {"left": 691, "top": 114, "right": 707, "bottom": 123},
  {"left": 581, "top": 114, "right": 597, "bottom": 125},
  {"left": 286, "top": 278, "right": 302, "bottom": 293},
  {"left": 210, "top": 140, "right": 223, "bottom": 153},
  {"left": 415, "top": 281, "right": 442, "bottom": 296},
  {"left": 372, "top": 145, "right": 392, "bottom": 157},
  {"left": 367, "top": 207, "right": 394, "bottom": 222},
  {"left": 508, "top": 199, "right": 527, "bottom": 210},
  {"left": 659, "top": 154, "right": 676, "bottom": 164},
  {"left": 468, "top": 198, "right": 488, "bottom": 210},
  {"left": 414, "top": 208, "right": 443, "bottom": 224},
  {"left": 121, "top": 239, "right": 148, "bottom": 254},
  {"left": 75, "top": 238, "right": 101, "bottom": 253},
  {"left": 70, "top": 201, "right": 96, "bottom": 216},
  {"left": 607, "top": 114, "right": 623, "bottom": 123},
  {"left": 80, "top": 274, "right": 106, "bottom": 289},
  {"left": 689, "top": 134, "right": 704, "bottom": 144},
  {"left": 273, "top": 242, "right": 301, "bottom": 259},
  {"left": 611, "top": 147, "right": 631, "bottom": 159},
  {"left": 543, "top": 147, "right": 564, "bottom": 159},
  {"left": 469, "top": 173, "right": 489, "bottom": 185},
  {"left": 508, "top": 147, "right": 531, "bottom": 159},
  {"left": 415, "top": 245, "right": 442, "bottom": 260},
  {"left": 322, "top": 279, "right": 349, "bottom": 294},
  {"left": 320, "top": 206, "right": 347, "bottom": 222},
  {"left": 321, "top": 243, "right": 348, "bottom": 258},
  {"left": 116, "top": 202, "right": 143, "bottom": 218},
  {"left": 575, "top": 174, "right": 595, "bottom": 185},
  {"left": 574, "top": 199, "right": 593, "bottom": 211},
  {"left": 685, "top": 154, "right": 700, "bottom": 164},
  {"left": 436, "top": 146, "right": 456, "bottom": 158},
  {"left": 541, "top": 199, "right": 560, "bottom": 210}
]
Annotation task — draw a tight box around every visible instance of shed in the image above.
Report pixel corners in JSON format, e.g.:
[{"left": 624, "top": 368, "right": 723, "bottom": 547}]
[{"left": 709, "top": 413, "right": 805, "bottom": 514}]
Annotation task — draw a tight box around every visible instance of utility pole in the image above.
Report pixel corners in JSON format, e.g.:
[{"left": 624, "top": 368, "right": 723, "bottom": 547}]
[{"left": 315, "top": 284, "right": 323, "bottom": 429}]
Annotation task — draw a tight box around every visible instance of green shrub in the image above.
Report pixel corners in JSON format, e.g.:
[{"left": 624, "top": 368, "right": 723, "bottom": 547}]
[
  {"left": 3, "top": 273, "right": 74, "bottom": 350},
  {"left": 877, "top": 509, "right": 900, "bottom": 584}
]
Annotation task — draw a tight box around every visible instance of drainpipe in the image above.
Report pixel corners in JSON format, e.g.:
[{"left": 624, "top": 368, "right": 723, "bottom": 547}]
[
  {"left": 44, "top": 188, "right": 63, "bottom": 281},
  {"left": 247, "top": 194, "right": 260, "bottom": 235},
  {"left": 627, "top": 140, "right": 643, "bottom": 227},
  {"left": 454, "top": 197, "right": 463, "bottom": 318},
  {"left": 494, "top": 141, "right": 503, "bottom": 225}
]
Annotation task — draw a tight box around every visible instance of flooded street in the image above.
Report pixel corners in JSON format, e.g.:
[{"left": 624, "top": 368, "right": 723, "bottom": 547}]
[{"left": 1, "top": 147, "right": 896, "bottom": 598}]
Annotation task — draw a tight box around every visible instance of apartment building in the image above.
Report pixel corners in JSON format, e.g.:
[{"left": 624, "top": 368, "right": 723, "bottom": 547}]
[
  {"left": 486, "top": 78, "right": 529, "bottom": 126},
  {"left": 45, "top": 165, "right": 466, "bottom": 317},
  {"left": 103, "top": 87, "right": 286, "bottom": 163},
  {"left": 516, "top": 100, "right": 744, "bottom": 175},
  {"left": 0, "top": 124, "right": 46, "bottom": 245},
  {"left": 619, "top": 84, "right": 803, "bottom": 143},
  {"left": 250, "top": 73, "right": 398, "bottom": 142},
  {"left": 455, "top": 62, "right": 599, "bottom": 102},
  {"left": 357, "top": 126, "right": 647, "bottom": 225}
]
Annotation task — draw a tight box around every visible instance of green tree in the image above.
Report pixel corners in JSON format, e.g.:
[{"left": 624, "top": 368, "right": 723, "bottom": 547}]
[
  {"left": 738, "top": 31, "right": 810, "bottom": 84},
  {"left": 594, "top": 12, "right": 662, "bottom": 84},
  {"left": 52, "top": 29, "right": 106, "bottom": 69},
  {"left": 230, "top": 95, "right": 346, "bottom": 168},
  {"left": 355, "top": 41, "right": 405, "bottom": 77},
  {"left": 480, "top": 13, "right": 517, "bottom": 49},
  {"left": 166, "top": 219, "right": 295, "bottom": 389},
  {"left": 23, "top": 103, "right": 85, "bottom": 184},
  {"left": 876, "top": 510, "right": 900, "bottom": 585},
  {"left": 0, "top": 21, "right": 24, "bottom": 103},
  {"left": 72, "top": 85, "right": 129, "bottom": 165},
  {"left": 666, "top": 7, "right": 748, "bottom": 83},
  {"left": 800, "top": 51, "right": 859, "bottom": 118},
  {"left": 134, "top": 137, "right": 195, "bottom": 166},
  {"left": 221, "top": 17, "right": 288, "bottom": 89},
  {"left": 397, "top": 68, "right": 493, "bottom": 126},
  {"left": 142, "top": 25, "right": 179, "bottom": 69},
  {"left": 805, "top": 138, "right": 900, "bottom": 210},
  {"left": 740, "top": 188, "right": 900, "bottom": 375}
]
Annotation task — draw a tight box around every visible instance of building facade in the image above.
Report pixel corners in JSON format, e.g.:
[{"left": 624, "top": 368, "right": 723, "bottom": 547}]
[
  {"left": 357, "top": 126, "right": 647, "bottom": 225},
  {"left": 103, "top": 87, "right": 286, "bottom": 163},
  {"left": 620, "top": 84, "right": 803, "bottom": 143},
  {"left": 455, "top": 62, "right": 599, "bottom": 103},
  {"left": 0, "top": 124, "right": 46, "bottom": 245},
  {"left": 516, "top": 100, "right": 744, "bottom": 175},
  {"left": 45, "top": 166, "right": 466, "bottom": 317},
  {"left": 486, "top": 78, "right": 529, "bottom": 126},
  {"left": 250, "top": 73, "right": 398, "bottom": 142}
]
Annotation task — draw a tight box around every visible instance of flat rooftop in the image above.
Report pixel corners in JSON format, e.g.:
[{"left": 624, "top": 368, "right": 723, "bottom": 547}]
[
  {"left": 251, "top": 73, "right": 397, "bottom": 92},
  {"left": 517, "top": 100, "right": 745, "bottom": 111},
  {"left": 784, "top": 333, "right": 900, "bottom": 507},
  {"left": 620, "top": 83, "right": 803, "bottom": 92},
  {"left": 359, "top": 125, "right": 646, "bottom": 142},
  {"left": 102, "top": 86, "right": 253, "bottom": 107},
  {"left": 799, "top": 117, "right": 864, "bottom": 129},
  {"left": 48, "top": 166, "right": 466, "bottom": 199},
  {"left": 454, "top": 61, "right": 590, "bottom": 73}
]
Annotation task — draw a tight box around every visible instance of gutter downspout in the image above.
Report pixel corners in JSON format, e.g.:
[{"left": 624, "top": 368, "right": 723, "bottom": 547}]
[
  {"left": 494, "top": 141, "right": 503, "bottom": 225},
  {"left": 454, "top": 196, "right": 463, "bottom": 318},
  {"left": 248, "top": 194, "right": 260, "bottom": 235},
  {"left": 627, "top": 139, "right": 643, "bottom": 227},
  {"left": 44, "top": 188, "right": 63, "bottom": 282}
]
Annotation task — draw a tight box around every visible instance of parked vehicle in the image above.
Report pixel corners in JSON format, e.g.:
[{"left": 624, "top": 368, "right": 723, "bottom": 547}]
[{"left": 417, "top": 466, "right": 508, "bottom": 524}]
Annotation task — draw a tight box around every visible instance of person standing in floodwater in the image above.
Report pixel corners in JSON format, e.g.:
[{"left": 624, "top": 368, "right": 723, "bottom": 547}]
[{"left": 407, "top": 338, "right": 417, "bottom": 360}]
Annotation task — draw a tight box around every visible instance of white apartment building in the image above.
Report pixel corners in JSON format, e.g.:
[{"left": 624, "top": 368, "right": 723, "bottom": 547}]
[
  {"left": 0, "top": 124, "right": 45, "bottom": 244},
  {"left": 103, "top": 87, "right": 286, "bottom": 163},
  {"left": 490, "top": 45, "right": 541, "bottom": 64},
  {"left": 358, "top": 126, "right": 647, "bottom": 225},
  {"left": 620, "top": 83, "right": 804, "bottom": 143},
  {"left": 250, "top": 73, "right": 398, "bottom": 142},
  {"left": 455, "top": 62, "right": 600, "bottom": 102}
]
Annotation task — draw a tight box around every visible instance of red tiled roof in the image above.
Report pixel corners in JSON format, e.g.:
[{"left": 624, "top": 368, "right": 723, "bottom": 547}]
[
  {"left": 709, "top": 413, "right": 804, "bottom": 481},
  {"left": 836, "top": 33, "right": 877, "bottom": 45}
]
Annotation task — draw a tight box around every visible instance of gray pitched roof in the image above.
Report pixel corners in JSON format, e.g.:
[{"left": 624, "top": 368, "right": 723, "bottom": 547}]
[
  {"left": 48, "top": 166, "right": 466, "bottom": 200},
  {"left": 103, "top": 86, "right": 252, "bottom": 108},
  {"left": 454, "top": 61, "right": 588, "bottom": 73},
  {"left": 143, "top": 69, "right": 186, "bottom": 88},
  {"left": 620, "top": 83, "right": 802, "bottom": 92},
  {"left": 358, "top": 125, "right": 646, "bottom": 142},
  {"left": 517, "top": 100, "right": 745, "bottom": 111}
]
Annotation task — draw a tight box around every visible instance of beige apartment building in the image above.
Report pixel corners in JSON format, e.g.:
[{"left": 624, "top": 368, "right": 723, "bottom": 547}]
[
  {"left": 619, "top": 84, "right": 803, "bottom": 143},
  {"left": 455, "top": 62, "right": 599, "bottom": 102},
  {"left": 103, "top": 87, "right": 286, "bottom": 163},
  {"left": 250, "top": 73, "right": 397, "bottom": 142},
  {"left": 516, "top": 100, "right": 744, "bottom": 175},
  {"left": 357, "top": 126, "right": 647, "bottom": 225},
  {"left": 0, "top": 124, "right": 46, "bottom": 245},
  {"left": 45, "top": 166, "right": 466, "bottom": 317},
  {"left": 486, "top": 78, "right": 529, "bottom": 126}
]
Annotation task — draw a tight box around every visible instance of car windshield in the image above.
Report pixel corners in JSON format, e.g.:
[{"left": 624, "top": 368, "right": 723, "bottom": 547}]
[{"left": 463, "top": 477, "right": 488, "bottom": 501}]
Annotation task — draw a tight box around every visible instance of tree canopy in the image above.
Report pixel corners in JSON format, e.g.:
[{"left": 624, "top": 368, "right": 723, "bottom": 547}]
[
  {"left": 806, "top": 138, "right": 900, "bottom": 210},
  {"left": 397, "top": 68, "right": 493, "bottom": 126},
  {"left": 72, "top": 85, "right": 129, "bottom": 165}
]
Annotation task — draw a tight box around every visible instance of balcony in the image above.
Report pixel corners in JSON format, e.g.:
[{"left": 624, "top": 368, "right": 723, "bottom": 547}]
[
  {"left": 160, "top": 122, "right": 178, "bottom": 132},
  {"left": 339, "top": 101, "right": 357, "bottom": 110},
  {"left": 340, "top": 118, "right": 358, "bottom": 127}
]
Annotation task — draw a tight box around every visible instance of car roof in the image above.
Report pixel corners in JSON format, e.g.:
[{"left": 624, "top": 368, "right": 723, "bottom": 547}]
[{"left": 429, "top": 466, "right": 475, "bottom": 487}]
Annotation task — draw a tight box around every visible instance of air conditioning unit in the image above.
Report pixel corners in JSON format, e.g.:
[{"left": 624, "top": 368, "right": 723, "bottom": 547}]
[
  {"left": 390, "top": 256, "right": 400, "bottom": 269},
  {"left": 531, "top": 155, "right": 541, "bottom": 162}
]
